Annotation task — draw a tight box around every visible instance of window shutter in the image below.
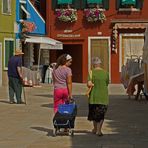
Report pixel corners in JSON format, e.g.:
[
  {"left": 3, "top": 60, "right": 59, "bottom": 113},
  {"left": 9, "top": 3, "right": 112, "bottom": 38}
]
[
  {"left": 73, "top": 0, "right": 81, "bottom": 9},
  {"left": 103, "top": 0, "right": 109, "bottom": 10},
  {"left": 116, "top": 0, "right": 121, "bottom": 10},
  {"left": 3, "top": 0, "right": 8, "bottom": 13},
  {"left": 122, "top": 0, "right": 136, "bottom": 5},
  {"left": 52, "top": 0, "right": 57, "bottom": 9},
  {"left": 9, "top": 41, "right": 14, "bottom": 58},
  {"left": 5, "top": 41, "right": 9, "bottom": 68},
  {"left": 81, "top": 0, "right": 87, "bottom": 9},
  {"left": 58, "top": 0, "right": 72, "bottom": 4},
  {"left": 5, "top": 41, "right": 14, "bottom": 68},
  {"left": 87, "top": 0, "right": 102, "bottom": 4},
  {"left": 136, "top": 0, "right": 144, "bottom": 9}
]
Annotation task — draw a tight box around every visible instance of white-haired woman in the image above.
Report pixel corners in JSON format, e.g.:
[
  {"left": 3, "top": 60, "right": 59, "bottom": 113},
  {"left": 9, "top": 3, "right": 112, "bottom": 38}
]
[{"left": 87, "top": 57, "right": 109, "bottom": 136}]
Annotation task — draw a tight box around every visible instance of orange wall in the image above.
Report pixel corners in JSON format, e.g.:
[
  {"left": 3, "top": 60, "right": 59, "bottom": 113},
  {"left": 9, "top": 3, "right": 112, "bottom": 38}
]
[{"left": 46, "top": 0, "right": 148, "bottom": 83}]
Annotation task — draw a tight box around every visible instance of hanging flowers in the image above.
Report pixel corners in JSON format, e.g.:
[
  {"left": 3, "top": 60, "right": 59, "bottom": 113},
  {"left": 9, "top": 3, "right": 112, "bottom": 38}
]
[
  {"left": 55, "top": 9, "right": 77, "bottom": 22},
  {"left": 84, "top": 8, "right": 106, "bottom": 23},
  {"left": 20, "top": 20, "right": 36, "bottom": 33}
]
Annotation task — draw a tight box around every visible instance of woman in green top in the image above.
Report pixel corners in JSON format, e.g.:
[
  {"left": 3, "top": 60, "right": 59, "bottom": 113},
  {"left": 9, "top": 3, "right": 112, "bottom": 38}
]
[{"left": 87, "top": 57, "right": 109, "bottom": 136}]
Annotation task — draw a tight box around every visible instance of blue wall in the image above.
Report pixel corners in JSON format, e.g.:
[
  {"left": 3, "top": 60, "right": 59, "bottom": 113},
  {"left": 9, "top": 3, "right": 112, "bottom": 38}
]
[
  {"left": 26, "top": 0, "right": 45, "bottom": 35},
  {"left": 16, "top": 0, "right": 45, "bottom": 39}
]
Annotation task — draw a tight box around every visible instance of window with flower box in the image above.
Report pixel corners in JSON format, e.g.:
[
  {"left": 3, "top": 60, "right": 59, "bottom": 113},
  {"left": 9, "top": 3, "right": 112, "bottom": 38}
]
[
  {"left": 52, "top": 0, "right": 79, "bottom": 22},
  {"left": 84, "top": 0, "right": 108, "bottom": 23},
  {"left": 116, "top": 0, "right": 144, "bottom": 10},
  {"left": 52, "top": 0, "right": 109, "bottom": 23}
]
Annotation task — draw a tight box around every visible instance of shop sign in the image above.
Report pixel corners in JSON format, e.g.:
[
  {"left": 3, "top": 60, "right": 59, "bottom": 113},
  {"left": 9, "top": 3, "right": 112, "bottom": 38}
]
[{"left": 57, "top": 34, "right": 80, "bottom": 38}]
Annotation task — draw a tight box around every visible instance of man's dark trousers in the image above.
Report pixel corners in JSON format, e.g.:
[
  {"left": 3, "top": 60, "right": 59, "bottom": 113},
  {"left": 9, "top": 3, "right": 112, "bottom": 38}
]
[{"left": 9, "top": 77, "right": 22, "bottom": 103}]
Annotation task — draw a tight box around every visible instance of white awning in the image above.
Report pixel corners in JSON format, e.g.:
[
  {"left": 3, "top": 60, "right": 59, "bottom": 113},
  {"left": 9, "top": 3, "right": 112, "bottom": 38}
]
[
  {"left": 25, "top": 36, "right": 63, "bottom": 50},
  {"left": 40, "top": 43, "right": 63, "bottom": 50}
]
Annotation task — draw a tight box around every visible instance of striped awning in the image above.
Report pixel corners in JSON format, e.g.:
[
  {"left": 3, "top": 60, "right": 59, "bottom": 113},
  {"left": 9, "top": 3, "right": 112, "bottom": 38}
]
[
  {"left": 112, "top": 22, "right": 148, "bottom": 53},
  {"left": 114, "top": 23, "right": 148, "bottom": 29},
  {"left": 58, "top": 0, "right": 72, "bottom": 4},
  {"left": 87, "top": 0, "right": 102, "bottom": 4},
  {"left": 122, "top": 0, "right": 136, "bottom": 5}
]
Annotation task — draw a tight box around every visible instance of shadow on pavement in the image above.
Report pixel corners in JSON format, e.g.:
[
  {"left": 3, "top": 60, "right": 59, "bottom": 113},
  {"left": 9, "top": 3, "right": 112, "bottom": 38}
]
[
  {"left": 34, "top": 94, "right": 53, "bottom": 98},
  {"left": 32, "top": 91, "right": 148, "bottom": 147},
  {"left": 31, "top": 126, "right": 53, "bottom": 137},
  {"left": 41, "top": 103, "right": 53, "bottom": 108},
  {"left": 40, "top": 95, "right": 89, "bottom": 117},
  {"left": 0, "top": 100, "right": 10, "bottom": 104}
]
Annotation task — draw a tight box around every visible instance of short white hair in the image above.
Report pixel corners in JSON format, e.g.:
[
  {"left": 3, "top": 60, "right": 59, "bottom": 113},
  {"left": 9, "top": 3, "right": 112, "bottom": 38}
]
[{"left": 92, "top": 57, "right": 101, "bottom": 65}]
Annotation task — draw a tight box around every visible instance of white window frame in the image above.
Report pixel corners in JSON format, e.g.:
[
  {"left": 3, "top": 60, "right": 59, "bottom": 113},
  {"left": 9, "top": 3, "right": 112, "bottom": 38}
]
[
  {"left": 2, "top": 0, "right": 12, "bottom": 15},
  {"left": 88, "top": 36, "right": 111, "bottom": 80},
  {"left": 0, "top": 43, "right": 2, "bottom": 86},
  {"left": 119, "top": 33, "right": 144, "bottom": 72},
  {"left": 20, "top": 0, "right": 26, "bottom": 4},
  {"left": 3, "top": 38, "right": 14, "bottom": 70},
  {"left": 119, "top": 8, "right": 140, "bottom": 12},
  {"left": 21, "top": 4, "right": 30, "bottom": 18}
]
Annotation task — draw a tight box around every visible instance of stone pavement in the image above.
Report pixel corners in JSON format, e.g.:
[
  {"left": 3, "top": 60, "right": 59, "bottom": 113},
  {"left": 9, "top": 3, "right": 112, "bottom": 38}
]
[{"left": 0, "top": 83, "right": 148, "bottom": 148}]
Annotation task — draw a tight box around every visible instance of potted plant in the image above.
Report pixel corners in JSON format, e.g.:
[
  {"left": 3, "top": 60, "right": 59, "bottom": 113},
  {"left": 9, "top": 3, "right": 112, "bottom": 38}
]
[
  {"left": 55, "top": 8, "right": 77, "bottom": 22},
  {"left": 84, "top": 8, "right": 106, "bottom": 23}
]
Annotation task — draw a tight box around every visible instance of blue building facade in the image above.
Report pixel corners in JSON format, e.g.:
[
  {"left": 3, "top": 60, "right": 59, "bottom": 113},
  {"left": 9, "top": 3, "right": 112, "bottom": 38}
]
[
  {"left": 15, "top": 0, "right": 62, "bottom": 72},
  {"left": 15, "top": 0, "right": 47, "bottom": 68},
  {"left": 16, "top": 0, "right": 46, "bottom": 40}
]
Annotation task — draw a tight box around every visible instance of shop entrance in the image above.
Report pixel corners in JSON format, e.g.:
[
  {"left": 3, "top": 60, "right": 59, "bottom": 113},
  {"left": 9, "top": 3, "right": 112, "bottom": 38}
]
[{"left": 55, "top": 44, "right": 83, "bottom": 83}]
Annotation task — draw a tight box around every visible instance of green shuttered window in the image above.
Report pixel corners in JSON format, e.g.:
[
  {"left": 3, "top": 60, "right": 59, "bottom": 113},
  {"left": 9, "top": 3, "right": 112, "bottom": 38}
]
[
  {"left": 87, "top": 0, "right": 102, "bottom": 4},
  {"left": 58, "top": 0, "right": 72, "bottom": 4},
  {"left": 4, "top": 40, "right": 14, "bottom": 69},
  {"left": 52, "top": 0, "right": 109, "bottom": 10},
  {"left": 121, "top": 0, "right": 136, "bottom": 5},
  {"left": 116, "top": 0, "right": 144, "bottom": 10}
]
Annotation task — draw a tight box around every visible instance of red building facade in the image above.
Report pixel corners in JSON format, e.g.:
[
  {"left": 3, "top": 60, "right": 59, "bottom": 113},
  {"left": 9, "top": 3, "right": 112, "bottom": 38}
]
[{"left": 46, "top": 0, "right": 148, "bottom": 83}]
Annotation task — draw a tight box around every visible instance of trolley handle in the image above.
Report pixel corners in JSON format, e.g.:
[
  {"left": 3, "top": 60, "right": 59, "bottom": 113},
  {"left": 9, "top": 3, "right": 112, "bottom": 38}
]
[{"left": 66, "top": 98, "right": 75, "bottom": 104}]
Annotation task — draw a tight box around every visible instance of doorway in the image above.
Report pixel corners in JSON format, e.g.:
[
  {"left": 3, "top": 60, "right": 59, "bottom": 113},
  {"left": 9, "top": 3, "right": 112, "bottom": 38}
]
[
  {"left": 55, "top": 44, "right": 83, "bottom": 83},
  {"left": 0, "top": 43, "right": 2, "bottom": 86},
  {"left": 88, "top": 37, "right": 111, "bottom": 75}
]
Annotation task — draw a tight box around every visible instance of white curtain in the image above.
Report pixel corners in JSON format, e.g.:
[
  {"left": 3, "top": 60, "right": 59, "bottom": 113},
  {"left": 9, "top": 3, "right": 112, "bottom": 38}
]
[{"left": 123, "top": 37, "right": 144, "bottom": 65}]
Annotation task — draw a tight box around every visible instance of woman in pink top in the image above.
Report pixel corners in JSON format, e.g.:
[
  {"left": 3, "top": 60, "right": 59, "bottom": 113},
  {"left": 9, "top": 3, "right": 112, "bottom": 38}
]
[{"left": 53, "top": 54, "right": 72, "bottom": 113}]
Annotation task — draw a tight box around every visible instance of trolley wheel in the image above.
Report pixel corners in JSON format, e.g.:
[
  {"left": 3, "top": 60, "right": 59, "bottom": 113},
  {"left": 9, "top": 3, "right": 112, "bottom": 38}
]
[
  {"left": 69, "top": 130, "right": 74, "bottom": 136},
  {"left": 53, "top": 128, "right": 58, "bottom": 137}
]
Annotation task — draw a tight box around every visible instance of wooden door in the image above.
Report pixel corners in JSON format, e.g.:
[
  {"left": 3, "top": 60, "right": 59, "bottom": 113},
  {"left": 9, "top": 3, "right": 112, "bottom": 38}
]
[{"left": 90, "top": 38, "right": 110, "bottom": 72}]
